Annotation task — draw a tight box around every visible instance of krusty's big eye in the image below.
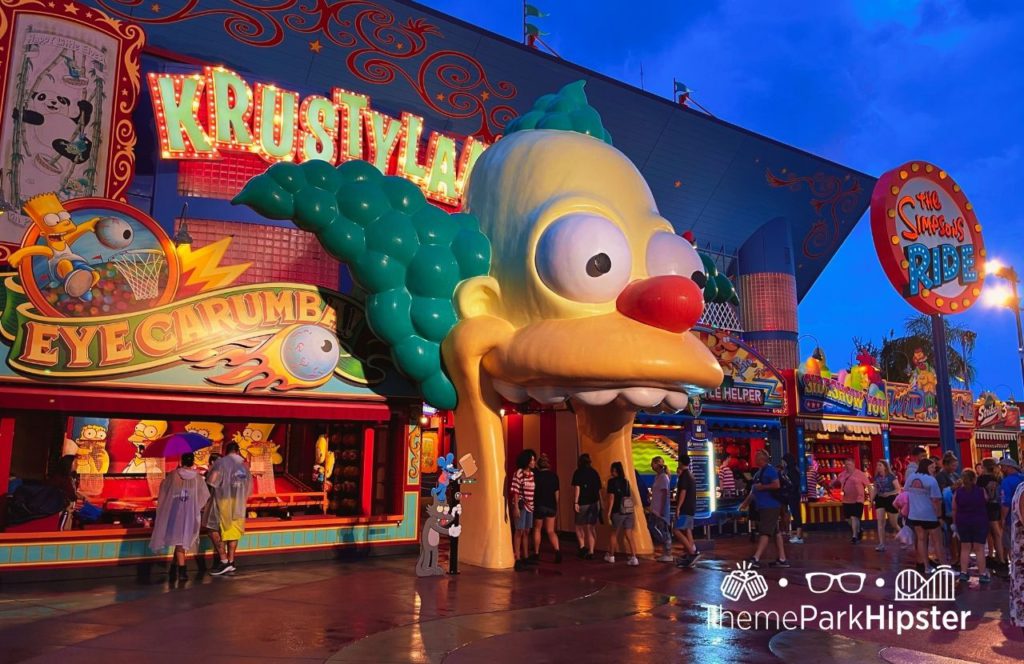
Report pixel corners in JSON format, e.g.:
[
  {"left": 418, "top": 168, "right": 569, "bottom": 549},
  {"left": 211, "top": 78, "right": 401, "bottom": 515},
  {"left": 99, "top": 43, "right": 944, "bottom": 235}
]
[
  {"left": 646, "top": 232, "right": 706, "bottom": 285},
  {"left": 535, "top": 213, "right": 632, "bottom": 303}
]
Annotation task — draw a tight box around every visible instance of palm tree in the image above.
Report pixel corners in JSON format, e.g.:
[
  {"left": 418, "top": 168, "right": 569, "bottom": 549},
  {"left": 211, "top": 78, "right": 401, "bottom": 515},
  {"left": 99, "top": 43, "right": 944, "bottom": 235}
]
[{"left": 903, "top": 314, "right": 977, "bottom": 388}]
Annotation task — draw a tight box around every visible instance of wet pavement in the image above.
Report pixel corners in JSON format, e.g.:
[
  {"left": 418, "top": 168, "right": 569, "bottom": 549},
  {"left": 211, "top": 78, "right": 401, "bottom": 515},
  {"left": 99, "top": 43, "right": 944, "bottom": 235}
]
[{"left": 0, "top": 531, "right": 1021, "bottom": 663}]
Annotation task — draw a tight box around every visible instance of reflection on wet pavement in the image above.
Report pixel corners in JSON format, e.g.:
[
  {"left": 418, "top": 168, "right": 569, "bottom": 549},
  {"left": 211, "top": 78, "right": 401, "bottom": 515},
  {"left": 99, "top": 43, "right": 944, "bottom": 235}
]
[{"left": 0, "top": 533, "right": 1020, "bottom": 663}]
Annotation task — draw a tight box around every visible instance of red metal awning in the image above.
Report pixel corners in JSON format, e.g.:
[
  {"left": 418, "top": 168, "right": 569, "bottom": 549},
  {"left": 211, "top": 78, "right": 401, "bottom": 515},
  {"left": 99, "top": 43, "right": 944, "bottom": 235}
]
[
  {"left": 0, "top": 384, "right": 397, "bottom": 421},
  {"left": 888, "top": 424, "right": 972, "bottom": 441}
]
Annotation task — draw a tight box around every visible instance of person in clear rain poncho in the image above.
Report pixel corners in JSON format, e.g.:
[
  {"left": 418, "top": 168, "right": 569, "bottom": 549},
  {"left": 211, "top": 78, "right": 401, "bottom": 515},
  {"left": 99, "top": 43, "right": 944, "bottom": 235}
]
[
  {"left": 207, "top": 442, "right": 253, "bottom": 576},
  {"left": 149, "top": 452, "right": 210, "bottom": 581}
]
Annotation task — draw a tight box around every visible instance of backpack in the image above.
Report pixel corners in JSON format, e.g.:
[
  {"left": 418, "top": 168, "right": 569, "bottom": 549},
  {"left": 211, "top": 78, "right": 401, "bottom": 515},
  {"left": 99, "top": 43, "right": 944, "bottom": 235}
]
[
  {"left": 774, "top": 468, "right": 794, "bottom": 504},
  {"left": 620, "top": 481, "right": 635, "bottom": 514}
]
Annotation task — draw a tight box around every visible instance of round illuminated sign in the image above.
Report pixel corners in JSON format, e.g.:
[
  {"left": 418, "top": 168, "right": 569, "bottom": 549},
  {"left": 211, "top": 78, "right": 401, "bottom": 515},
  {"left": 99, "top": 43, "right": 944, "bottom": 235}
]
[{"left": 870, "top": 162, "right": 985, "bottom": 315}]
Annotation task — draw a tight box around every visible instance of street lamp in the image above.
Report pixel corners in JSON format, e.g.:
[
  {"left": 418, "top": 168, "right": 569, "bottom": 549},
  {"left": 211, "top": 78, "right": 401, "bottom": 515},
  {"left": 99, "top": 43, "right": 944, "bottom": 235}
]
[{"left": 983, "top": 259, "right": 1024, "bottom": 396}]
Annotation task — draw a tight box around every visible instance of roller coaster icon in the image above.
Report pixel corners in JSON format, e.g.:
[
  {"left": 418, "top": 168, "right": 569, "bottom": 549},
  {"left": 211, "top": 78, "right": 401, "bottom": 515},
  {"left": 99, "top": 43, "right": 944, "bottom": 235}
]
[{"left": 894, "top": 566, "right": 957, "bottom": 602}]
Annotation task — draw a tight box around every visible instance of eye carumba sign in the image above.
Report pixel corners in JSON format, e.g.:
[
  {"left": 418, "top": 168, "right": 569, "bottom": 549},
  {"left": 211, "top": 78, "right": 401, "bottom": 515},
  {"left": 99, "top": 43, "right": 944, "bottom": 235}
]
[{"left": 148, "top": 67, "right": 488, "bottom": 207}]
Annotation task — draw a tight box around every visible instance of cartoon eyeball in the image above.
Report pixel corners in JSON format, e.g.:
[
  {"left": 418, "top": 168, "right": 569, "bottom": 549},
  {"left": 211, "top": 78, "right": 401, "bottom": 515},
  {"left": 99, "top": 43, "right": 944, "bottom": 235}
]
[
  {"left": 646, "top": 232, "right": 706, "bottom": 287},
  {"left": 144, "top": 425, "right": 158, "bottom": 440},
  {"left": 134, "top": 423, "right": 146, "bottom": 434},
  {"left": 43, "top": 213, "right": 60, "bottom": 227},
  {"left": 535, "top": 213, "right": 632, "bottom": 303},
  {"left": 435, "top": 505, "right": 444, "bottom": 513},
  {"left": 95, "top": 216, "right": 134, "bottom": 250},
  {"left": 443, "top": 505, "right": 450, "bottom": 513},
  {"left": 250, "top": 429, "right": 264, "bottom": 442},
  {"left": 95, "top": 429, "right": 107, "bottom": 440},
  {"left": 280, "top": 325, "right": 340, "bottom": 382},
  {"left": 81, "top": 427, "right": 96, "bottom": 440}
]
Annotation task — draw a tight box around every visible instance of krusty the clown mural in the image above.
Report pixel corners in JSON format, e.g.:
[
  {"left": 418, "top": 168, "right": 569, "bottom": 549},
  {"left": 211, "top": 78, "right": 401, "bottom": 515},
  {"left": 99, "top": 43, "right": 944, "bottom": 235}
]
[{"left": 234, "top": 81, "right": 727, "bottom": 569}]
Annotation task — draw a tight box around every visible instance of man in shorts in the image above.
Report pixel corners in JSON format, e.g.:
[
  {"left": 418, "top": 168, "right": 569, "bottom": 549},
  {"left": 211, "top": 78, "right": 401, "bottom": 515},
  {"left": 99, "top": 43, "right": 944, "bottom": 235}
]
[
  {"left": 673, "top": 454, "right": 701, "bottom": 567},
  {"left": 740, "top": 449, "right": 790, "bottom": 568},
  {"left": 572, "top": 453, "right": 602, "bottom": 559}
]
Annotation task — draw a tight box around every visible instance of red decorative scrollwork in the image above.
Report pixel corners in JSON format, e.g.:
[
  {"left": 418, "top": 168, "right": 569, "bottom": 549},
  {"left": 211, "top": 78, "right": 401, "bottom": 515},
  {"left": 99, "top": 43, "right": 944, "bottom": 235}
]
[
  {"left": 765, "top": 169, "right": 863, "bottom": 260},
  {"left": 95, "top": 0, "right": 518, "bottom": 141}
]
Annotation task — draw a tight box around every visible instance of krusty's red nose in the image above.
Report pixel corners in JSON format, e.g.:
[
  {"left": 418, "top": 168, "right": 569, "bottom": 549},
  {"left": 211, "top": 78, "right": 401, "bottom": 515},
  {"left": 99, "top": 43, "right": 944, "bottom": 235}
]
[{"left": 615, "top": 275, "right": 704, "bottom": 333}]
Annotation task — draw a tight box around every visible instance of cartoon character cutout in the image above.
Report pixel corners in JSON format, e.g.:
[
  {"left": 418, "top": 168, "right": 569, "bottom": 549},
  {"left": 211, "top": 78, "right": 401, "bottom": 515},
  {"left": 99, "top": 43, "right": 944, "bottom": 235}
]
[
  {"left": 123, "top": 420, "right": 168, "bottom": 473},
  {"left": 184, "top": 421, "right": 224, "bottom": 470},
  {"left": 431, "top": 453, "right": 463, "bottom": 502},
  {"left": 416, "top": 496, "right": 462, "bottom": 577},
  {"left": 70, "top": 424, "right": 109, "bottom": 474},
  {"left": 235, "top": 424, "right": 279, "bottom": 495},
  {"left": 313, "top": 434, "right": 336, "bottom": 490}
]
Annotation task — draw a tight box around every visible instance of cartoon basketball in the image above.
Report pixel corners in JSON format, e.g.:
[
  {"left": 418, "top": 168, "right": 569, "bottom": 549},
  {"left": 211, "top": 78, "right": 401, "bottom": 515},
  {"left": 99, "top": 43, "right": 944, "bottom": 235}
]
[{"left": 95, "top": 216, "right": 134, "bottom": 249}]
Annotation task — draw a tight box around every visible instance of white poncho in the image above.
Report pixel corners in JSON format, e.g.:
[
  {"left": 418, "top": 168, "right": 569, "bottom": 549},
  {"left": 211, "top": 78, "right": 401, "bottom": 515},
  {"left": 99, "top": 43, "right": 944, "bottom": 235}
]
[{"left": 149, "top": 467, "right": 210, "bottom": 552}]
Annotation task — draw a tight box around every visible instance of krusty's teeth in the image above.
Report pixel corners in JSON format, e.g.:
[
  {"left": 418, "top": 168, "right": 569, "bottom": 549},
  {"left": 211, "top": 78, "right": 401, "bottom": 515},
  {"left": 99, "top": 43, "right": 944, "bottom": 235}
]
[
  {"left": 527, "top": 386, "right": 569, "bottom": 404},
  {"left": 571, "top": 389, "right": 619, "bottom": 406},
  {"left": 493, "top": 379, "right": 530, "bottom": 403},
  {"left": 617, "top": 388, "right": 668, "bottom": 408},
  {"left": 664, "top": 392, "right": 689, "bottom": 411}
]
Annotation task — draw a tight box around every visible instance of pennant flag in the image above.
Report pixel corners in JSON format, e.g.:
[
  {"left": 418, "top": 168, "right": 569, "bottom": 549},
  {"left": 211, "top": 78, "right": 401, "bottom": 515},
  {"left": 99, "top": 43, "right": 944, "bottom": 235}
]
[
  {"left": 525, "top": 4, "right": 548, "bottom": 18},
  {"left": 525, "top": 23, "right": 549, "bottom": 37},
  {"left": 673, "top": 80, "right": 691, "bottom": 95}
]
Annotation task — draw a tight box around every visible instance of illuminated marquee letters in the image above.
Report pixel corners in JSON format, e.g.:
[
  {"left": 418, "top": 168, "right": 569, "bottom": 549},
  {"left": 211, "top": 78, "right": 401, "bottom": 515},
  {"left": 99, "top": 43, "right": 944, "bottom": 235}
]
[{"left": 149, "top": 67, "right": 489, "bottom": 207}]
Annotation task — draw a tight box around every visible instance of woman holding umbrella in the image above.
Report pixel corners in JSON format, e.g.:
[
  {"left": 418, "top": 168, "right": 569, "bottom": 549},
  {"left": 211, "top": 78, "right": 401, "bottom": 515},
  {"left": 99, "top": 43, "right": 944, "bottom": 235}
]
[{"left": 146, "top": 432, "right": 214, "bottom": 581}]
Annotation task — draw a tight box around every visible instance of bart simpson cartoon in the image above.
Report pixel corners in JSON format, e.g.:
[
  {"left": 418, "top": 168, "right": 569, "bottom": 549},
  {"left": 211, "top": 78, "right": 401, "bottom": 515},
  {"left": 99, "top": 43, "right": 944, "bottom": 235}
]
[
  {"left": 123, "top": 420, "right": 168, "bottom": 473},
  {"left": 8, "top": 193, "right": 101, "bottom": 301}
]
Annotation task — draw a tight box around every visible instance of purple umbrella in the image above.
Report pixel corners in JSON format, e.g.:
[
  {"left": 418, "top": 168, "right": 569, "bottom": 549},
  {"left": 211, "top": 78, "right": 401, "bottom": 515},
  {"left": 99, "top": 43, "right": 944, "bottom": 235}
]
[{"left": 142, "top": 432, "right": 213, "bottom": 458}]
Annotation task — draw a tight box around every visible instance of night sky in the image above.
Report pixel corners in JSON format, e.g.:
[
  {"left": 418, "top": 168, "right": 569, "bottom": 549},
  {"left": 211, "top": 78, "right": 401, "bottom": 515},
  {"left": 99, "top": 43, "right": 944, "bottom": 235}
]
[{"left": 423, "top": 0, "right": 1024, "bottom": 398}]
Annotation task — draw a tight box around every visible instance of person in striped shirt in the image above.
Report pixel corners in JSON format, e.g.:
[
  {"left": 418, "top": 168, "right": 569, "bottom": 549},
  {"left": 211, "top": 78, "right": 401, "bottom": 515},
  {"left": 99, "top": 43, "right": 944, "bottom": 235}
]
[{"left": 511, "top": 448, "right": 537, "bottom": 571}]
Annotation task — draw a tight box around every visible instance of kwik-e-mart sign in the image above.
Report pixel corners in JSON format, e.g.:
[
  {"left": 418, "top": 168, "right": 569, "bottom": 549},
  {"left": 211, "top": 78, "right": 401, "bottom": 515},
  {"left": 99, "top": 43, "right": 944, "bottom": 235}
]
[{"left": 149, "top": 67, "right": 488, "bottom": 208}]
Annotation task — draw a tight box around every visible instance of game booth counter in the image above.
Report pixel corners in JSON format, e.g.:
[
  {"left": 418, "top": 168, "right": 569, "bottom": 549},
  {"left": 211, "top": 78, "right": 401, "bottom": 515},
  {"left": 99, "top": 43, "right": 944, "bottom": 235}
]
[
  {"left": 792, "top": 346, "right": 889, "bottom": 525},
  {"left": 971, "top": 392, "right": 1022, "bottom": 463},
  {"left": 0, "top": 199, "right": 425, "bottom": 573},
  {"left": 633, "top": 328, "right": 787, "bottom": 530}
]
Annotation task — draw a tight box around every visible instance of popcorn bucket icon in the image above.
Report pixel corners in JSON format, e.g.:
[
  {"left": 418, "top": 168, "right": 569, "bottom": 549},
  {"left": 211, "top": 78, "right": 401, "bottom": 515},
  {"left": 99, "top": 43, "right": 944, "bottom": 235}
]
[{"left": 721, "top": 562, "right": 770, "bottom": 602}]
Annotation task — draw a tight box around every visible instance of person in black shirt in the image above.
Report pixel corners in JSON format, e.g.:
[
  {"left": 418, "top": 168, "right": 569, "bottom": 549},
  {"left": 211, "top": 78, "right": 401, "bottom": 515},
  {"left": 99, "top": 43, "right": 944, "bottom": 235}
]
[
  {"left": 572, "top": 453, "right": 602, "bottom": 559},
  {"left": 673, "top": 454, "right": 701, "bottom": 567},
  {"left": 531, "top": 453, "right": 562, "bottom": 562},
  {"left": 605, "top": 461, "right": 639, "bottom": 566}
]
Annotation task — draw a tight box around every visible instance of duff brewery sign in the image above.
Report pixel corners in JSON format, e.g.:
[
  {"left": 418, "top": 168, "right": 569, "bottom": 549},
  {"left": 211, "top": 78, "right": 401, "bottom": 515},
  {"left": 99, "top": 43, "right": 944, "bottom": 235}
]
[
  {"left": 870, "top": 162, "right": 985, "bottom": 315},
  {"left": 148, "top": 67, "right": 488, "bottom": 208}
]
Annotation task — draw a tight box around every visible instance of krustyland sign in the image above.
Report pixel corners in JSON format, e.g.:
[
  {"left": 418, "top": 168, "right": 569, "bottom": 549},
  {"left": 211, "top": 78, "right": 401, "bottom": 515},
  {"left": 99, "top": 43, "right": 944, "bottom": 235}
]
[{"left": 149, "top": 67, "right": 488, "bottom": 208}]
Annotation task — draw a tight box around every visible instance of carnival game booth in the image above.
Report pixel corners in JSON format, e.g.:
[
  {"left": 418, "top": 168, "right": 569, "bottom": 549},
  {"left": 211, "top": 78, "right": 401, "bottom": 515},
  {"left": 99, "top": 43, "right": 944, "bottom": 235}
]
[
  {"left": 793, "top": 348, "right": 887, "bottom": 525},
  {"left": 0, "top": 196, "right": 423, "bottom": 572},
  {"left": 885, "top": 381, "right": 974, "bottom": 483},
  {"left": 971, "top": 393, "right": 1022, "bottom": 463}
]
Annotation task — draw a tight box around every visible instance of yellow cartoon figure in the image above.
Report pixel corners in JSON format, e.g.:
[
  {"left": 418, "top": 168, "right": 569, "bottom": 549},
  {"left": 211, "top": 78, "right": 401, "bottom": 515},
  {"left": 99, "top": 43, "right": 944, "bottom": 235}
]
[
  {"left": 235, "top": 81, "right": 725, "bottom": 568},
  {"left": 234, "top": 424, "right": 278, "bottom": 494},
  {"left": 313, "top": 434, "right": 336, "bottom": 490},
  {"left": 123, "top": 420, "right": 168, "bottom": 473},
  {"left": 8, "top": 193, "right": 104, "bottom": 301},
  {"left": 71, "top": 424, "right": 109, "bottom": 474},
  {"left": 184, "top": 421, "right": 224, "bottom": 469}
]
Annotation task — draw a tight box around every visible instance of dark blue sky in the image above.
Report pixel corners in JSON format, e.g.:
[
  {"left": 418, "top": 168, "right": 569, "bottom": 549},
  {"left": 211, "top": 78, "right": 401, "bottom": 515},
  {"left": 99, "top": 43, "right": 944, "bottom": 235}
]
[{"left": 423, "top": 0, "right": 1024, "bottom": 398}]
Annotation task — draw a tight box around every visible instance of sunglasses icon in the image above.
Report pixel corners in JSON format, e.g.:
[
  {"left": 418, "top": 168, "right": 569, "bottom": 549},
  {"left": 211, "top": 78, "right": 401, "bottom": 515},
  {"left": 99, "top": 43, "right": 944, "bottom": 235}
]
[{"left": 805, "top": 572, "right": 866, "bottom": 594}]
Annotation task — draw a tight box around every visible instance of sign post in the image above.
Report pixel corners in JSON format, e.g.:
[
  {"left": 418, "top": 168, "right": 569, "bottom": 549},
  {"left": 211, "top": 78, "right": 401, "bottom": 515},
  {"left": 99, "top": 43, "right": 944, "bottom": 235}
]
[{"left": 871, "top": 161, "right": 986, "bottom": 462}]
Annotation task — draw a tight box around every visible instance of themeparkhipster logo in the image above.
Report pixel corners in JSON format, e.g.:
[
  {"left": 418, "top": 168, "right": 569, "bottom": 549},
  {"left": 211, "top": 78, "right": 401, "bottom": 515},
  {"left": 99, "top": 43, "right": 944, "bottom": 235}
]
[{"left": 706, "top": 563, "right": 970, "bottom": 635}]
